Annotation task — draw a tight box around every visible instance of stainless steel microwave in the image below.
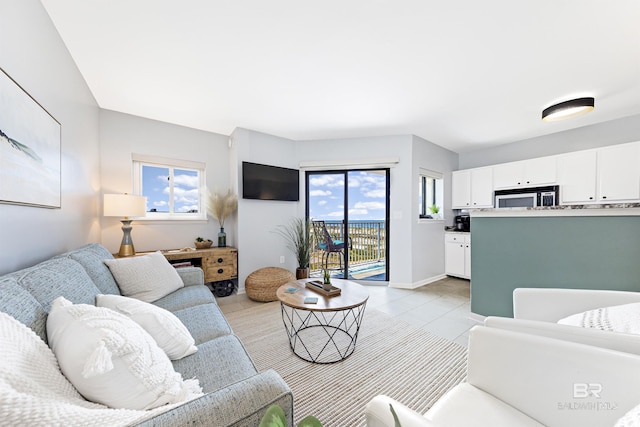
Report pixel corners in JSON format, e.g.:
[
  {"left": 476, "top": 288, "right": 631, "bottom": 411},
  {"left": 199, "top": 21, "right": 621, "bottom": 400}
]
[{"left": 494, "top": 186, "right": 559, "bottom": 208}]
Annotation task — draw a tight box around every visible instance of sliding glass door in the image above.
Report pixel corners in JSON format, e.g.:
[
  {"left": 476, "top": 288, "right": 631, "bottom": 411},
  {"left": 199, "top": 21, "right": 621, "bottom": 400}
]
[{"left": 306, "top": 169, "right": 389, "bottom": 281}]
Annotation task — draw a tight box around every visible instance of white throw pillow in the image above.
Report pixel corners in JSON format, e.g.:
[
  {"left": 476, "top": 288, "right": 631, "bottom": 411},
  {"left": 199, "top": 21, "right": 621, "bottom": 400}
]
[
  {"left": 0, "top": 311, "right": 164, "bottom": 426},
  {"left": 558, "top": 302, "right": 640, "bottom": 335},
  {"left": 103, "top": 251, "right": 184, "bottom": 303},
  {"left": 616, "top": 403, "right": 640, "bottom": 427},
  {"left": 46, "top": 297, "right": 202, "bottom": 410},
  {"left": 96, "top": 294, "right": 197, "bottom": 360}
]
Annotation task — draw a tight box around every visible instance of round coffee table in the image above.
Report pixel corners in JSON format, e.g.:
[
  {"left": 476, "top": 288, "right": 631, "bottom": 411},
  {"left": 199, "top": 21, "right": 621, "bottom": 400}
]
[{"left": 276, "top": 278, "right": 369, "bottom": 364}]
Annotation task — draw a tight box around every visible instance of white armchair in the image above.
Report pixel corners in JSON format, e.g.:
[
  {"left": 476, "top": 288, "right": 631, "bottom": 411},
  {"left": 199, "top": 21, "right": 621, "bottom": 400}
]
[
  {"left": 482, "top": 288, "right": 640, "bottom": 356},
  {"left": 365, "top": 325, "right": 640, "bottom": 427},
  {"left": 512, "top": 288, "right": 640, "bottom": 322}
]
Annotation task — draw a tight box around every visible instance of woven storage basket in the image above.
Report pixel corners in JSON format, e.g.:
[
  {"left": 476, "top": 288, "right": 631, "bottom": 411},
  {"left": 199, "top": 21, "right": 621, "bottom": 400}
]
[{"left": 245, "top": 267, "right": 296, "bottom": 302}]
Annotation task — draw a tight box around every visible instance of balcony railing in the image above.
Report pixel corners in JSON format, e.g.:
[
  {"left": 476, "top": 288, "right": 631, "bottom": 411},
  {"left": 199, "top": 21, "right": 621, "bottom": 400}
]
[{"left": 309, "top": 220, "right": 386, "bottom": 274}]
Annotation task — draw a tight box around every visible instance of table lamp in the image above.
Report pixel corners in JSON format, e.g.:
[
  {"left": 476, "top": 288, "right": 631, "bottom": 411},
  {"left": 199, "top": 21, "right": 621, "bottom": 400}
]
[{"left": 104, "top": 193, "right": 147, "bottom": 257}]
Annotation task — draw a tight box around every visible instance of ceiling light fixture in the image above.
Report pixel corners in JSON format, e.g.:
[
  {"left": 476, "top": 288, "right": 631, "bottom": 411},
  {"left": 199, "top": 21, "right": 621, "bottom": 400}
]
[{"left": 542, "top": 97, "right": 595, "bottom": 122}]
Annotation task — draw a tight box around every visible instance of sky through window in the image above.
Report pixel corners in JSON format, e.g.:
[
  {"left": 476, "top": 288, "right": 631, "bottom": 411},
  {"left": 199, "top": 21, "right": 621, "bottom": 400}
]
[{"left": 308, "top": 171, "right": 386, "bottom": 221}]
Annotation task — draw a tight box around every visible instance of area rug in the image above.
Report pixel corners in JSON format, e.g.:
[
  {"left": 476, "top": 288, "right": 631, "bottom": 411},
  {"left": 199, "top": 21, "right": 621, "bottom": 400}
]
[{"left": 225, "top": 302, "right": 468, "bottom": 426}]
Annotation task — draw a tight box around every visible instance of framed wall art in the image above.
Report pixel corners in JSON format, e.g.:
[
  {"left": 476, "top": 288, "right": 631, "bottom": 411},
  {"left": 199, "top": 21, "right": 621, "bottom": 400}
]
[{"left": 0, "top": 67, "right": 61, "bottom": 208}]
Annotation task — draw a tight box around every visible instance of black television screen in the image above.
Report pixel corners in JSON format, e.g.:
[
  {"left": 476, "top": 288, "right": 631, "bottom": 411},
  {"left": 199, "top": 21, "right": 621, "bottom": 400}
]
[{"left": 242, "top": 162, "right": 300, "bottom": 201}]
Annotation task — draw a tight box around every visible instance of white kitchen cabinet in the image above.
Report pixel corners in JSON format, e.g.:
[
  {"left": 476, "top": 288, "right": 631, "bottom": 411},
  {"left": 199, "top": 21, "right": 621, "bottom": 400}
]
[
  {"left": 453, "top": 141, "right": 640, "bottom": 208},
  {"left": 526, "top": 157, "right": 558, "bottom": 186},
  {"left": 493, "top": 157, "right": 557, "bottom": 189},
  {"left": 558, "top": 150, "right": 597, "bottom": 204},
  {"left": 445, "top": 233, "right": 470, "bottom": 279},
  {"left": 597, "top": 142, "right": 640, "bottom": 202},
  {"left": 492, "top": 162, "right": 522, "bottom": 189},
  {"left": 553, "top": 142, "right": 640, "bottom": 205},
  {"left": 451, "top": 170, "right": 471, "bottom": 209},
  {"left": 451, "top": 167, "right": 493, "bottom": 209},
  {"left": 471, "top": 167, "right": 494, "bottom": 207},
  {"left": 464, "top": 240, "right": 471, "bottom": 279}
]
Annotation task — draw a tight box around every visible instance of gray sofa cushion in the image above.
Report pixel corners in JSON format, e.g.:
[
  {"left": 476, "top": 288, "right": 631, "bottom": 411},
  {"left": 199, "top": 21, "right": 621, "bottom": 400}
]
[
  {"left": 175, "top": 267, "right": 205, "bottom": 287},
  {"left": 172, "top": 335, "right": 258, "bottom": 393},
  {"left": 173, "top": 303, "right": 232, "bottom": 344},
  {"left": 57, "top": 243, "right": 121, "bottom": 295},
  {"left": 16, "top": 258, "right": 102, "bottom": 311},
  {"left": 153, "top": 285, "right": 216, "bottom": 312},
  {"left": 0, "top": 276, "right": 48, "bottom": 341}
]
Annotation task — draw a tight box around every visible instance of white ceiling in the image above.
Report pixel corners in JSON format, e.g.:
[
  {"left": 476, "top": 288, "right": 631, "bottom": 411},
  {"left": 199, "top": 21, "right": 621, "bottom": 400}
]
[{"left": 41, "top": 0, "right": 640, "bottom": 153}]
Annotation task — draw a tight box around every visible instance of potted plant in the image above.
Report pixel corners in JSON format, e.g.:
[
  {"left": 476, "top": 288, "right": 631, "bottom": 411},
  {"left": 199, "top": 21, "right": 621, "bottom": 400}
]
[
  {"left": 206, "top": 189, "right": 238, "bottom": 247},
  {"left": 194, "top": 236, "right": 213, "bottom": 249},
  {"left": 322, "top": 268, "right": 332, "bottom": 290},
  {"left": 429, "top": 205, "right": 440, "bottom": 219},
  {"left": 274, "top": 217, "right": 311, "bottom": 279}
]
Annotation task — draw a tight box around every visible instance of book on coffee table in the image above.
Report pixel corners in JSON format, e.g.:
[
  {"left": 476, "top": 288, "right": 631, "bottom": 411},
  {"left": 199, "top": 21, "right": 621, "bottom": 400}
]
[{"left": 305, "top": 280, "right": 341, "bottom": 296}]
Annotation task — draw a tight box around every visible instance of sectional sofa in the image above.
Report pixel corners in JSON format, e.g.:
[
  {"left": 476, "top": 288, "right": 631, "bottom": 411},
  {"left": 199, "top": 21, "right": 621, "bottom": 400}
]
[{"left": 0, "top": 243, "right": 292, "bottom": 426}]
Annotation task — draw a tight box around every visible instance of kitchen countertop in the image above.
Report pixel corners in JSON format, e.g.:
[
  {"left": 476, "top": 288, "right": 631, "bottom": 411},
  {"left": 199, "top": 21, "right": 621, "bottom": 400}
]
[
  {"left": 470, "top": 203, "right": 640, "bottom": 217},
  {"left": 444, "top": 228, "right": 470, "bottom": 234}
]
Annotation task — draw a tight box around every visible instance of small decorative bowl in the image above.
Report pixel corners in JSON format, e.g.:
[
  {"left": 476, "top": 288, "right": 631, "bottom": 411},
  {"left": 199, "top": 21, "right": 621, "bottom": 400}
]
[{"left": 194, "top": 240, "right": 213, "bottom": 249}]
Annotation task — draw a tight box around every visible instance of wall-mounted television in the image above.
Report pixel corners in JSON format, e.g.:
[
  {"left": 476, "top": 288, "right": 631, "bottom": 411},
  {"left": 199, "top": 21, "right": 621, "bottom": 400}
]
[{"left": 242, "top": 161, "right": 300, "bottom": 201}]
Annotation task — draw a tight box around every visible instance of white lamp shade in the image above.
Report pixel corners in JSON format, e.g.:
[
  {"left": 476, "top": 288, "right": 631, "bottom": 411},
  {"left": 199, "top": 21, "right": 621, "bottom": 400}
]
[{"left": 104, "top": 194, "right": 147, "bottom": 217}]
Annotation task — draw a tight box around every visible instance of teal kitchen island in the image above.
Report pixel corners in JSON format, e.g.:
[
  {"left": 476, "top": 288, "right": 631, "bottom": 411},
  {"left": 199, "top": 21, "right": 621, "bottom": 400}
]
[{"left": 470, "top": 206, "right": 640, "bottom": 317}]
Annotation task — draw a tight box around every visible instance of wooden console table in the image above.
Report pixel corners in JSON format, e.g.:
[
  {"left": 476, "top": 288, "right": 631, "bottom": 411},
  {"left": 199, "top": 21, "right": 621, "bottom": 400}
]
[{"left": 159, "top": 247, "right": 238, "bottom": 284}]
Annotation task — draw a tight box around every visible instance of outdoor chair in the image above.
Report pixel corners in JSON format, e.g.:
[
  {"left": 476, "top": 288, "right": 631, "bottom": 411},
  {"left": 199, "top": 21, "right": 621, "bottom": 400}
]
[{"left": 312, "top": 220, "right": 349, "bottom": 271}]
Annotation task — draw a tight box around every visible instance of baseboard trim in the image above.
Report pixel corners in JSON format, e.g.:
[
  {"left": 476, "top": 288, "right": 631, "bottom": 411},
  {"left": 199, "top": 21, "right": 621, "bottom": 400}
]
[
  {"left": 468, "top": 312, "right": 486, "bottom": 323},
  {"left": 389, "top": 273, "right": 448, "bottom": 290}
]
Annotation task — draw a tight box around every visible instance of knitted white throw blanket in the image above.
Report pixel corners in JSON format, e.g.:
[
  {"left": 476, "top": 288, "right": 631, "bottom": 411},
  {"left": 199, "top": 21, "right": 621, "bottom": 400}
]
[
  {"left": 558, "top": 302, "right": 640, "bottom": 334},
  {"left": 0, "top": 311, "right": 177, "bottom": 426}
]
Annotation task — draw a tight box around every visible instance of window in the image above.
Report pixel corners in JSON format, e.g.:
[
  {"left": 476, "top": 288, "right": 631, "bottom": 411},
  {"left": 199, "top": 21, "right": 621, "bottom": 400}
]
[
  {"left": 418, "top": 169, "right": 443, "bottom": 220},
  {"left": 133, "top": 154, "right": 206, "bottom": 220}
]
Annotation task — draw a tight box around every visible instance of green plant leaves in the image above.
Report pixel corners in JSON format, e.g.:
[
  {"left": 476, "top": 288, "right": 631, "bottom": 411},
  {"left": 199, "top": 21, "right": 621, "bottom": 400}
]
[
  {"left": 297, "top": 415, "right": 323, "bottom": 427},
  {"left": 259, "top": 405, "right": 323, "bottom": 427},
  {"left": 390, "top": 403, "right": 402, "bottom": 427},
  {"left": 273, "top": 217, "right": 311, "bottom": 269},
  {"left": 259, "top": 405, "right": 288, "bottom": 427}
]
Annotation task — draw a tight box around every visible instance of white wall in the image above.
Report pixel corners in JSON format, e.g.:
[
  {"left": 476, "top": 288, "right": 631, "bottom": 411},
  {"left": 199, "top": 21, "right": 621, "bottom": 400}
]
[
  {"left": 99, "top": 109, "right": 231, "bottom": 254},
  {"left": 0, "top": 0, "right": 100, "bottom": 274},
  {"left": 293, "top": 134, "right": 458, "bottom": 288},
  {"left": 411, "top": 135, "right": 459, "bottom": 285},
  {"left": 230, "top": 128, "right": 300, "bottom": 292},
  {"left": 295, "top": 135, "right": 460, "bottom": 287},
  {"left": 459, "top": 114, "right": 640, "bottom": 169},
  {"left": 295, "top": 135, "right": 414, "bottom": 286}
]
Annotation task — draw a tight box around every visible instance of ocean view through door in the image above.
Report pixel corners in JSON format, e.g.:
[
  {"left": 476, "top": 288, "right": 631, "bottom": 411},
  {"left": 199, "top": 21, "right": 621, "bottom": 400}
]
[{"left": 306, "top": 169, "right": 389, "bottom": 281}]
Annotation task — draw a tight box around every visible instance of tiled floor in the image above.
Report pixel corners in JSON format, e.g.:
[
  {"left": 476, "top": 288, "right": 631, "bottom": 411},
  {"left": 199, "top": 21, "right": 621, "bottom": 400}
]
[{"left": 218, "top": 276, "right": 478, "bottom": 347}]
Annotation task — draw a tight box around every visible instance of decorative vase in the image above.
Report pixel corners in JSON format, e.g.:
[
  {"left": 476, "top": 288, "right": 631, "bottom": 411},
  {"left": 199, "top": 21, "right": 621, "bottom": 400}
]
[
  {"left": 296, "top": 267, "right": 309, "bottom": 280},
  {"left": 218, "top": 227, "right": 227, "bottom": 247}
]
